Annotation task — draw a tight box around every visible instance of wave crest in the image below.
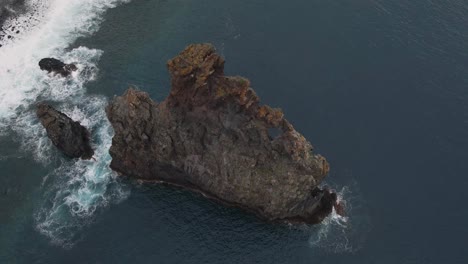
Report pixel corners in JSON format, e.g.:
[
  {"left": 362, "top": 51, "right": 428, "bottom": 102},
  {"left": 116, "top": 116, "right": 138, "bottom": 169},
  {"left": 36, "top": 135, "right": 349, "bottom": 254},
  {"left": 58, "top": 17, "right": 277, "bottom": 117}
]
[{"left": 0, "top": 0, "right": 131, "bottom": 248}]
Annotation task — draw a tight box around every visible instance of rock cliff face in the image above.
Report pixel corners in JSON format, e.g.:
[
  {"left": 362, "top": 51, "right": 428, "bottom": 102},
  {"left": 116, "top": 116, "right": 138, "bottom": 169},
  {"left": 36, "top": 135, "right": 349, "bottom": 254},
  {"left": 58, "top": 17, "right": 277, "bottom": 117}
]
[
  {"left": 37, "top": 103, "right": 94, "bottom": 160},
  {"left": 106, "top": 44, "right": 335, "bottom": 223}
]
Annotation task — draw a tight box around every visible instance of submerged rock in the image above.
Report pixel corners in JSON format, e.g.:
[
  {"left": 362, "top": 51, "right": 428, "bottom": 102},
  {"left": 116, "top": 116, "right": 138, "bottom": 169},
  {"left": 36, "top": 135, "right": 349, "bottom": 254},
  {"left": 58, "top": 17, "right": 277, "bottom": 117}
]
[
  {"left": 106, "top": 43, "right": 336, "bottom": 223},
  {"left": 38, "top": 58, "right": 77, "bottom": 77},
  {"left": 36, "top": 103, "right": 93, "bottom": 160}
]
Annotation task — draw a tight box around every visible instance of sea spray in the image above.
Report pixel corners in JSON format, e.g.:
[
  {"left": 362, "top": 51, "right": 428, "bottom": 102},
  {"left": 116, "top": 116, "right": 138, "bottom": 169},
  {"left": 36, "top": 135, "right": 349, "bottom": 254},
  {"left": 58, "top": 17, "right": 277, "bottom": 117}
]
[
  {"left": 308, "top": 181, "right": 371, "bottom": 253},
  {"left": 0, "top": 0, "right": 49, "bottom": 47},
  {"left": 35, "top": 98, "right": 129, "bottom": 247},
  {"left": 0, "top": 0, "right": 131, "bottom": 247},
  {"left": 0, "top": 0, "right": 130, "bottom": 123}
]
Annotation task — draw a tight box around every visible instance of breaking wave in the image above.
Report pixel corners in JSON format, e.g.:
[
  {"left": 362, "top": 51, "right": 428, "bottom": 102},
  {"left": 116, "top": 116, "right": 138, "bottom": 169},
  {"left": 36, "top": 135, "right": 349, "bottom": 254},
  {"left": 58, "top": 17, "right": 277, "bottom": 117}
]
[
  {"left": 35, "top": 98, "right": 129, "bottom": 248},
  {"left": 0, "top": 0, "right": 130, "bottom": 247},
  {"left": 308, "top": 181, "right": 372, "bottom": 253}
]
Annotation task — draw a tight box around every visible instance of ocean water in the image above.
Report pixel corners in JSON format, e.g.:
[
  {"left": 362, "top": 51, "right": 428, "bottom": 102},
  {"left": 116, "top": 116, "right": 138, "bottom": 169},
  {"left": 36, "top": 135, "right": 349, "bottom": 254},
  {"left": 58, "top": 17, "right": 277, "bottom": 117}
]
[{"left": 0, "top": 0, "right": 467, "bottom": 263}]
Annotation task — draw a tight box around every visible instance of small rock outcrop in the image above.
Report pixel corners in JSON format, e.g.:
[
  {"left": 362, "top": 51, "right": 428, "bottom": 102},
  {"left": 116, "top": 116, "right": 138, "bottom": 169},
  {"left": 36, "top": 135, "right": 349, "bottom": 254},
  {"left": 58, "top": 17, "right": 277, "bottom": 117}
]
[
  {"left": 106, "top": 44, "right": 336, "bottom": 223},
  {"left": 36, "top": 103, "right": 93, "bottom": 159},
  {"left": 0, "top": 0, "right": 27, "bottom": 29},
  {"left": 38, "top": 58, "right": 77, "bottom": 77}
]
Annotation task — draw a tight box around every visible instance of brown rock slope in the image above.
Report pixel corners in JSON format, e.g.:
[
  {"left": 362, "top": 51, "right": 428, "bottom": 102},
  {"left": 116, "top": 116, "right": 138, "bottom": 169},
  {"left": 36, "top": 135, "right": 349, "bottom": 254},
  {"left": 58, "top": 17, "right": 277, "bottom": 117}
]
[{"left": 106, "top": 44, "right": 336, "bottom": 223}]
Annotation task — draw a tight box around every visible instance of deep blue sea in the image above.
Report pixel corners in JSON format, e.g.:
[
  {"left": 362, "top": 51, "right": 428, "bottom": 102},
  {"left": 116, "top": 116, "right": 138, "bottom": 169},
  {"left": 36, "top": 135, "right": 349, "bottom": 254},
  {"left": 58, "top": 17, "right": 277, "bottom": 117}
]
[{"left": 1, "top": 0, "right": 468, "bottom": 263}]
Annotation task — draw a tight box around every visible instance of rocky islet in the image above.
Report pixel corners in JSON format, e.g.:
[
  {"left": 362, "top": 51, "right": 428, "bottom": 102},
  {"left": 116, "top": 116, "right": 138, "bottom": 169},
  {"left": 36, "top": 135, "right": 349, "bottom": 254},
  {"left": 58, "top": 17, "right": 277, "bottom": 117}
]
[
  {"left": 37, "top": 44, "right": 338, "bottom": 223},
  {"left": 36, "top": 103, "right": 94, "bottom": 160}
]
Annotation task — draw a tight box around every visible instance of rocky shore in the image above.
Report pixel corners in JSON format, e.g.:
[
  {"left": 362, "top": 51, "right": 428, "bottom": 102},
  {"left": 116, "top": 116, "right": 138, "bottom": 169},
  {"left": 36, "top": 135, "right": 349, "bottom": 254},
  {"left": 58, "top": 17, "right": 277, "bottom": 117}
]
[
  {"left": 106, "top": 44, "right": 337, "bottom": 223},
  {"left": 0, "top": 0, "right": 27, "bottom": 44},
  {"left": 0, "top": 0, "right": 26, "bottom": 24}
]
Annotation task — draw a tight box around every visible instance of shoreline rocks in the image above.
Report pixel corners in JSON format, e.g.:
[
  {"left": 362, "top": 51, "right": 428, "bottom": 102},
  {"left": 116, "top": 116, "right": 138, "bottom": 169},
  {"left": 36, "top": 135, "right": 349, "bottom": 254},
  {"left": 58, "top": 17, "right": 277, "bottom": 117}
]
[
  {"left": 38, "top": 58, "right": 77, "bottom": 77},
  {"left": 36, "top": 103, "right": 94, "bottom": 160},
  {"left": 106, "top": 43, "right": 337, "bottom": 223}
]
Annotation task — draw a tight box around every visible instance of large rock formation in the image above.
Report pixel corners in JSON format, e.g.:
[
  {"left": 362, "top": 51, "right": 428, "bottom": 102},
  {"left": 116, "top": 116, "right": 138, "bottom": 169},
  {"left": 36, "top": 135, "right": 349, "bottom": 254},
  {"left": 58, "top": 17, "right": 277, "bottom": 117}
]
[
  {"left": 106, "top": 44, "right": 336, "bottom": 223},
  {"left": 37, "top": 103, "right": 94, "bottom": 159},
  {"left": 38, "top": 58, "right": 77, "bottom": 77}
]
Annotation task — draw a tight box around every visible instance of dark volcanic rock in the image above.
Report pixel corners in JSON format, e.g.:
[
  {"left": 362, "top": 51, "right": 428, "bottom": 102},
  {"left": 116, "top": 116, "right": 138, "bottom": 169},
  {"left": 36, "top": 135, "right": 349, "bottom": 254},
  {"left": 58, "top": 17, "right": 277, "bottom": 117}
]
[
  {"left": 38, "top": 58, "right": 77, "bottom": 77},
  {"left": 36, "top": 103, "right": 93, "bottom": 160},
  {"left": 106, "top": 43, "right": 336, "bottom": 223}
]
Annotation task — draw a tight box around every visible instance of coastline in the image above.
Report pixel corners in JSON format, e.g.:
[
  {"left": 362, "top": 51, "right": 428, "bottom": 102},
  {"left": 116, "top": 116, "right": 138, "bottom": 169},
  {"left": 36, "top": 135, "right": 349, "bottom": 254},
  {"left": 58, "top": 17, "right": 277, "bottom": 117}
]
[
  {"left": 0, "top": 0, "right": 27, "bottom": 44},
  {"left": 0, "top": 0, "right": 26, "bottom": 25}
]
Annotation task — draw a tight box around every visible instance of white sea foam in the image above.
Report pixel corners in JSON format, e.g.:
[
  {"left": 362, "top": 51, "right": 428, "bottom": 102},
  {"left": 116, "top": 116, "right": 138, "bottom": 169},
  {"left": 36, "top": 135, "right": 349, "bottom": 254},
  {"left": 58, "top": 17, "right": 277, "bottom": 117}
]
[
  {"left": 0, "top": 0, "right": 129, "bottom": 124},
  {"left": 0, "top": 0, "right": 131, "bottom": 247},
  {"left": 308, "top": 182, "right": 371, "bottom": 253},
  {"left": 35, "top": 98, "right": 129, "bottom": 247}
]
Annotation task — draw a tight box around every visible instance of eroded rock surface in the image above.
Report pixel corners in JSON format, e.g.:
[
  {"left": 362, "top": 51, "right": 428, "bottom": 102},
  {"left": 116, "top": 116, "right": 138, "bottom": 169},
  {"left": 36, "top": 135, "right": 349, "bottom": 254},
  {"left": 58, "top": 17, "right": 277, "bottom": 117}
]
[
  {"left": 38, "top": 58, "right": 77, "bottom": 77},
  {"left": 106, "top": 44, "right": 335, "bottom": 223},
  {"left": 37, "top": 103, "right": 93, "bottom": 159}
]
